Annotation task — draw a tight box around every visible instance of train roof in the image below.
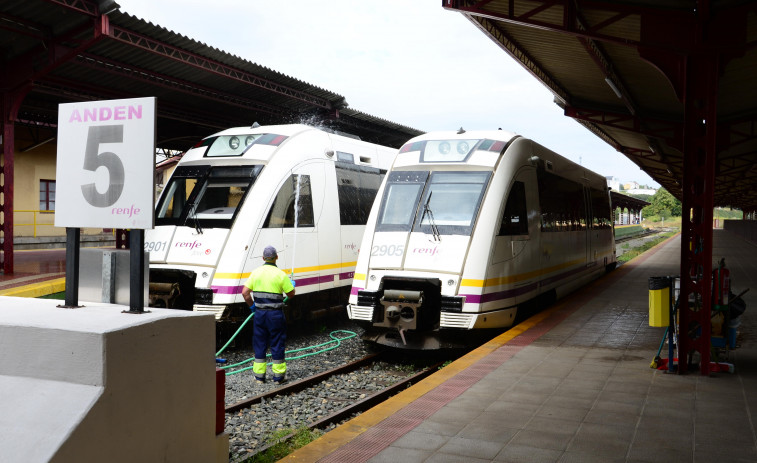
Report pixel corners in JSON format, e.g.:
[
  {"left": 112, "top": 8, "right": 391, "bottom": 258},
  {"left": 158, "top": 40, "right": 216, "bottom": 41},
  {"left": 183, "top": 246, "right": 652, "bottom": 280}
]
[
  {"left": 402, "top": 129, "right": 520, "bottom": 145},
  {"left": 205, "top": 123, "right": 389, "bottom": 146}
]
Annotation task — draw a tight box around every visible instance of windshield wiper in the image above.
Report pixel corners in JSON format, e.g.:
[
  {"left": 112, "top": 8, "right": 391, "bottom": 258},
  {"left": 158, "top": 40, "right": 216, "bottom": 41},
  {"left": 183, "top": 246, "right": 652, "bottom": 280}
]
[
  {"left": 187, "top": 201, "right": 204, "bottom": 235},
  {"left": 421, "top": 192, "right": 441, "bottom": 242}
]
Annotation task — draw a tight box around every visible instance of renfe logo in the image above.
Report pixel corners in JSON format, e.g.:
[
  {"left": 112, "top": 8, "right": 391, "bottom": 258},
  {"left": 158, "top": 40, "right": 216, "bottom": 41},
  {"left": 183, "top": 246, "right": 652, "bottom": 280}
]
[
  {"left": 175, "top": 240, "right": 202, "bottom": 250},
  {"left": 112, "top": 204, "right": 140, "bottom": 217},
  {"left": 413, "top": 246, "right": 439, "bottom": 257}
]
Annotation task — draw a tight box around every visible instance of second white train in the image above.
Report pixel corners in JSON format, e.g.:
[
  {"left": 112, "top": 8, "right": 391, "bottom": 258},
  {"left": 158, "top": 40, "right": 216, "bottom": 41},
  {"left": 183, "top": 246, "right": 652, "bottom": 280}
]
[{"left": 347, "top": 129, "right": 616, "bottom": 349}]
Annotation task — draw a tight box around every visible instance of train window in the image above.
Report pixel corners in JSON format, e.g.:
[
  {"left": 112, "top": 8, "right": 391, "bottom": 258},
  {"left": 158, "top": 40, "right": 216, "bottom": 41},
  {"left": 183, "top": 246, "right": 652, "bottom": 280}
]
[
  {"left": 336, "top": 152, "right": 354, "bottom": 163},
  {"left": 420, "top": 139, "right": 481, "bottom": 163},
  {"left": 157, "top": 177, "right": 200, "bottom": 222},
  {"left": 263, "top": 174, "right": 314, "bottom": 228},
  {"left": 537, "top": 170, "right": 586, "bottom": 232},
  {"left": 204, "top": 134, "right": 264, "bottom": 157},
  {"left": 379, "top": 184, "right": 423, "bottom": 227},
  {"left": 335, "top": 163, "right": 383, "bottom": 225},
  {"left": 414, "top": 171, "right": 490, "bottom": 236},
  {"left": 156, "top": 165, "right": 259, "bottom": 228},
  {"left": 499, "top": 181, "right": 528, "bottom": 235},
  {"left": 376, "top": 171, "right": 429, "bottom": 231},
  {"left": 191, "top": 180, "right": 248, "bottom": 220},
  {"left": 590, "top": 188, "right": 612, "bottom": 229}
]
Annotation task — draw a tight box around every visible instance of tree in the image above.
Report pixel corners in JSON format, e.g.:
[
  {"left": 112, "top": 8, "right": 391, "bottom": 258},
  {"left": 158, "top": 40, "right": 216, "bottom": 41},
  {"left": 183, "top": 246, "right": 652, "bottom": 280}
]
[{"left": 644, "top": 188, "right": 682, "bottom": 217}]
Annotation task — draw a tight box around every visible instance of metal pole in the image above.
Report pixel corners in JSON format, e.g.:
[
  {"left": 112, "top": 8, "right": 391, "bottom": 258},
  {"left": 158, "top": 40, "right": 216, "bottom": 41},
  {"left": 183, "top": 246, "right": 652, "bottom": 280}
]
[
  {"left": 60, "top": 227, "right": 81, "bottom": 308},
  {"left": 124, "top": 229, "right": 146, "bottom": 314}
]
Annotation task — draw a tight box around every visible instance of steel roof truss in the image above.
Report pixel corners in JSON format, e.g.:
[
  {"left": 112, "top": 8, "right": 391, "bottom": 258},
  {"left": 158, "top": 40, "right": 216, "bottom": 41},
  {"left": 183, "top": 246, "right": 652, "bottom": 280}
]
[
  {"left": 108, "top": 25, "right": 335, "bottom": 110},
  {"left": 73, "top": 54, "right": 286, "bottom": 117}
]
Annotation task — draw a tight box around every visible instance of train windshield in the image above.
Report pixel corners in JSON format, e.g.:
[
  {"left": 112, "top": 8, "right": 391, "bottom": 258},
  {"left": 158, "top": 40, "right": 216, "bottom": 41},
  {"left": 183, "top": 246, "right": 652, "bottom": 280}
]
[
  {"left": 156, "top": 165, "right": 262, "bottom": 229},
  {"left": 415, "top": 172, "right": 490, "bottom": 235},
  {"left": 376, "top": 170, "right": 490, "bottom": 236}
]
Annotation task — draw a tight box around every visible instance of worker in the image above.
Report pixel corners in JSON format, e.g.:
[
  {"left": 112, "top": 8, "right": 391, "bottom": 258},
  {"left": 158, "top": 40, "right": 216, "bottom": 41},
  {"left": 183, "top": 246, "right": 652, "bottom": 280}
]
[{"left": 241, "top": 245, "right": 295, "bottom": 384}]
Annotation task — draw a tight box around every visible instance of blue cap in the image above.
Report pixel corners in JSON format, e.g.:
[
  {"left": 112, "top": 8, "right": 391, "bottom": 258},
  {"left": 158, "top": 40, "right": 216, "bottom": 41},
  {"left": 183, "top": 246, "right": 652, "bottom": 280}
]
[{"left": 263, "top": 245, "right": 278, "bottom": 260}]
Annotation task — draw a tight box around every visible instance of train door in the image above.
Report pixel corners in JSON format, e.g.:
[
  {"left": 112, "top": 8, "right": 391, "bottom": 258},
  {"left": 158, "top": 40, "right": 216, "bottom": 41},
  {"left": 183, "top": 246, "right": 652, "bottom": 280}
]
[
  {"left": 492, "top": 167, "right": 539, "bottom": 305},
  {"left": 253, "top": 161, "right": 324, "bottom": 295},
  {"left": 583, "top": 186, "right": 593, "bottom": 267},
  {"left": 493, "top": 169, "right": 533, "bottom": 264}
]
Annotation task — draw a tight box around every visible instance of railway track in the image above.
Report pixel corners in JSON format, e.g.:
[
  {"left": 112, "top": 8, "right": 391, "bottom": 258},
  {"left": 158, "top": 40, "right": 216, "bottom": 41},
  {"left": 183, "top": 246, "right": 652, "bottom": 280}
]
[
  {"left": 225, "top": 347, "right": 447, "bottom": 461},
  {"left": 615, "top": 228, "right": 661, "bottom": 243}
]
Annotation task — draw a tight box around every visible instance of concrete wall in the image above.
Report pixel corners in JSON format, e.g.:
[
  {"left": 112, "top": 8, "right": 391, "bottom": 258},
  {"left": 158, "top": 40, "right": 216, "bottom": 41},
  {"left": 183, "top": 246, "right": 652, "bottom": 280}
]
[
  {"left": 724, "top": 220, "right": 757, "bottom": 245},
  {"left": 0, "top": 297, "right": 227, "bottom": 463}
]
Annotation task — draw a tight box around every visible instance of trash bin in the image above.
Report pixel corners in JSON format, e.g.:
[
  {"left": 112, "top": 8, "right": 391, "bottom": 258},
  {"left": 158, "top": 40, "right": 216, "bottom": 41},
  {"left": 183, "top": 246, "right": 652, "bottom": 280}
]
[{"left": 648, "top": 276, "right": 670, "bottom": 327}]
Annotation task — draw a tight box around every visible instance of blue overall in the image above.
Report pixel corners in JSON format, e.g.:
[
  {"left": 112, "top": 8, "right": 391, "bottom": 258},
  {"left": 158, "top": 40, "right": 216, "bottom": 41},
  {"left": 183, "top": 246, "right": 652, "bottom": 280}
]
[{"left": 243, "top": 263, "right": 294, "bottom": 382}]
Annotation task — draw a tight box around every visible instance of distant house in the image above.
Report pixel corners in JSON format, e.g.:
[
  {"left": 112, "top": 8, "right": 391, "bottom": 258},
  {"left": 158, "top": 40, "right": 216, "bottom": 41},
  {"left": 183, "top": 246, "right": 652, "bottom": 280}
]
[
  {"left": 606, "top": 177, "right": 656, "bottom": 196},
  {"left": 626, "top": 187, "right": 657, "bottom": 195},
  {"left": 605, "top": 176, "right": 622, "bottom": 191}
]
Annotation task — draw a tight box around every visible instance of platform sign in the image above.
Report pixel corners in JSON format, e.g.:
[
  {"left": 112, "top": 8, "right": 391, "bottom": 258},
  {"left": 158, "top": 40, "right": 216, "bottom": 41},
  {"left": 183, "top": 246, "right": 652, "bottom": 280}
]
[{"left": 55, "top": 97, "right": 156, "bottom": 229}]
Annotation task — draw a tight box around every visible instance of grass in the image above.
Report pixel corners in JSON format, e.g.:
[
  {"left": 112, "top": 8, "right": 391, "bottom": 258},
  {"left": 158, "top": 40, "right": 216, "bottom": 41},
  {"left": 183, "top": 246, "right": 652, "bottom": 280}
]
[
  {"left": 240, "top": 427, "right": 324, "bottom": 463},
  {"left": 617, "top": 231, "right": 677, "bottom": 264},
  {"left": 38, "top": 291, "right": 65, "bottom": 300}
]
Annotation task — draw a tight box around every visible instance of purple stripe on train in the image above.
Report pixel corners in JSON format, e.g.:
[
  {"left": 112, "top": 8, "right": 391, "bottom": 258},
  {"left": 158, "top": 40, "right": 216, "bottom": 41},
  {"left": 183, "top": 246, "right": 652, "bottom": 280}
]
[
  {"left": 211, "top": 274, "right": 342, "bottom": 295},
  {"left": 463, "top": 263, "right": 597, "bottom": 304}
]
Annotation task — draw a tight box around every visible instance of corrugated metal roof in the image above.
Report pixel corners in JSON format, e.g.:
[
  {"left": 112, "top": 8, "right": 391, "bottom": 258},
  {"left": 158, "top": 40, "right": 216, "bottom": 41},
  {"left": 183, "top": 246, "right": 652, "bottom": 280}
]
[
  {"left": 1, "top": 0, "right": 422, "bottom": 151},
  {"left": 446, "top": 0, "right": 757, "bottom": 211}
]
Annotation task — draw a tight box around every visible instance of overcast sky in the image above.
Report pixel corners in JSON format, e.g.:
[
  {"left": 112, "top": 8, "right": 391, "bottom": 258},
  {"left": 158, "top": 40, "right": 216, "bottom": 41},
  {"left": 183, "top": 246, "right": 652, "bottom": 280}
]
[{"left": 118, "top": 0, "right": 659, "bottom": 187}]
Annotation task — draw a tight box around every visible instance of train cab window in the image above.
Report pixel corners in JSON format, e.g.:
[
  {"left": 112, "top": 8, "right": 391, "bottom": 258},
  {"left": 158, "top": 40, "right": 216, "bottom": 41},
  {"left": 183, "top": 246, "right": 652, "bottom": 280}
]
[
  {"left": 376, "top": 171, "right": 429, "bottom": 231},
  {"left": 414, "top": 171, "right": 490, "bottom": 236},
  {"left": 156, "top": 165, "right": 210, "bottom": 225},
  {"left": 156, "top": 165, "right": 260, "bottom": 228},
  {"left": 263, "top": 174, "right": 314, "bottom": 228},
  {"left": 498, "top": 181, "right": 528, "bottom": 235},
  {"left": 158, "top": 177, "right": 199, "bottom": 220}
]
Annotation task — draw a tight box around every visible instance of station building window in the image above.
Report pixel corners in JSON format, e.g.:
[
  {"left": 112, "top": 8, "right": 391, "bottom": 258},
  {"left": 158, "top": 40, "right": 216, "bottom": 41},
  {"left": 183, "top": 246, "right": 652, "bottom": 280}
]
[{"left": 40, "top": 179, "right": 56, "bottom": 212}]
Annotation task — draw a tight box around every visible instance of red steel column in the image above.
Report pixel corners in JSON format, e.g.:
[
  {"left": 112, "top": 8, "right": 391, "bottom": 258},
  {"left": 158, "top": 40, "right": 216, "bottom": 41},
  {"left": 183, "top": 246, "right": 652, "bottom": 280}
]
[
  {"left": 677, "top": 52, "right": 719, "bottom": 375},
  {"left": 1, "top": 93, "right": 16, "bottom": 274}
]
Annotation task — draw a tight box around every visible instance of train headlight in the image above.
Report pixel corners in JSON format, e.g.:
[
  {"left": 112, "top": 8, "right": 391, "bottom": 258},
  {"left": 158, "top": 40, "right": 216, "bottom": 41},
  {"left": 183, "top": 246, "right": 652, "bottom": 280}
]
[
  {"left": 245, "top": 135, "right": 256, "bottom": 146},
  {"left": 229, "top": 136, "right": 240, "bottom": 149},
  {"left": 370, "top": 274, "right": 376, "bottom": 281},
  {"left": 202, "top": 272, "right": 209, "bottom": 278},
  {"left": 447, "top": 279, "right": 455, "bottom": 286}
]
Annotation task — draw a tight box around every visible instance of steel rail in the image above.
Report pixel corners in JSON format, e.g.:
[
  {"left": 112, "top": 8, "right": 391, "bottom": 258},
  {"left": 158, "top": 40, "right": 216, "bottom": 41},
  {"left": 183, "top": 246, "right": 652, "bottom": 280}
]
[
  {"left": 243, "top": 361, "right": 445, "bottom": 462},
  {"left": 224, "top": 352, "right": 383, "bottom": 414}
]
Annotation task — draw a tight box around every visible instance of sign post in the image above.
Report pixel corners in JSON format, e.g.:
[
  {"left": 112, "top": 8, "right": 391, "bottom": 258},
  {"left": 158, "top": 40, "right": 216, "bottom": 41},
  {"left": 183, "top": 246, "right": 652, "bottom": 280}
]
[{"left": 56, "top": 97, "right": 156, "bottom": 312}]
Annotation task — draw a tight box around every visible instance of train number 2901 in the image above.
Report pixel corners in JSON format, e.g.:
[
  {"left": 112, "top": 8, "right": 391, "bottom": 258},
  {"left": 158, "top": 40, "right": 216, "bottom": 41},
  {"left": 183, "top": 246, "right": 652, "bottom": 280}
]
[
  {"left": 371, "top": 244, "right": 404, "bottom": 257},
  {"left": 144, "top": 240, "right": 168, "bottom": 253}
]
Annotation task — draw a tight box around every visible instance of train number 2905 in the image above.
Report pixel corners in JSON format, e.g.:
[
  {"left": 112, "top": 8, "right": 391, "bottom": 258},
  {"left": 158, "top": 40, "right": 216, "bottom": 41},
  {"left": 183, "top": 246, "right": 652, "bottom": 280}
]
[{"left": 371, "top": 244, "right": 404, "bottom": 257}]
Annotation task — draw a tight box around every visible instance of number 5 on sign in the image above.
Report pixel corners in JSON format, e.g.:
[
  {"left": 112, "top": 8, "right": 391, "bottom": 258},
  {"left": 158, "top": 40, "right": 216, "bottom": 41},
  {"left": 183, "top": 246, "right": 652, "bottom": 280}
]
[{"left": 55, "top": 97, "right": 156, "bottom": 230}]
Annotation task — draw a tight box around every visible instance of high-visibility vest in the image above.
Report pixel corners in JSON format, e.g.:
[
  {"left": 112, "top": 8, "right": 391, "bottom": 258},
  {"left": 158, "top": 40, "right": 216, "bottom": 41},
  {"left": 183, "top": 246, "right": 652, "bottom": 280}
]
[{"left": 244, "top": 263, "right": 293, "bottom": 309}]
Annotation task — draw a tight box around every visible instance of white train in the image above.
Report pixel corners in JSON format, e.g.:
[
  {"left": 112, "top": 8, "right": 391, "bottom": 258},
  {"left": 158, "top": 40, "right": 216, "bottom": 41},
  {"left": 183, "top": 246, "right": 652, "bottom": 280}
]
[
  {"left": 347, "top": 129, "right": 616, "bottom": 349},
  {"left": 145, "top": 124, "right": 396, "bottom": 325}
]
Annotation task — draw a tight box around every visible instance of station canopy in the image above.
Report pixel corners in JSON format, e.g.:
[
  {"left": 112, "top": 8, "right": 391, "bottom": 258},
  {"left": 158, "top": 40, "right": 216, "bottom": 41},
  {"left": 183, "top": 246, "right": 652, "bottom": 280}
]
[
  {"left": 0, "top": 0, "right": 423, "bottom": 155},
  {"left": 444, "top": 1, "right": 757, "bottom": 212}
]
